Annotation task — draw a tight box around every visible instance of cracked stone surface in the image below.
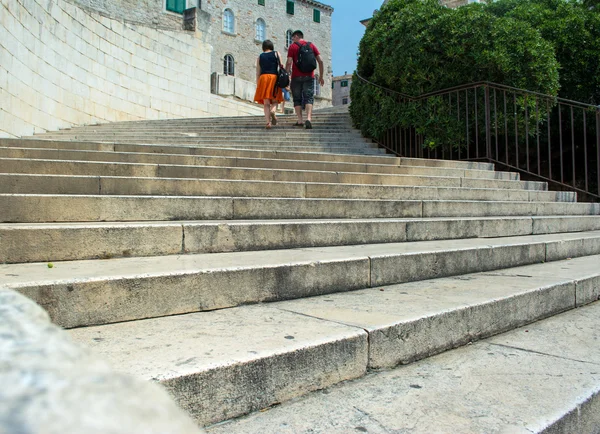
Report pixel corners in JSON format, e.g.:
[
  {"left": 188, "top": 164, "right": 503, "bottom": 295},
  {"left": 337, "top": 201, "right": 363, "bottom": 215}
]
[{"left": 206, "top": 301, "right": 600, "bottom": 434}]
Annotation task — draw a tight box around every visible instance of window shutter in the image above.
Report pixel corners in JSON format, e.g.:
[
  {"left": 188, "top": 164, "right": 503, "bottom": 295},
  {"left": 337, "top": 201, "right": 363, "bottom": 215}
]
[
  {"left": 286, "top": 0, "right": 294, "bottom": 15},
  {"left": 258, "top": 0, "right": 265, "bottom": 5},
  {"left": 167, "top": 0, "right": 185, "bottom": 14},
  {"left": 313, "top": 9, "right": 320, "bottom": 23}
]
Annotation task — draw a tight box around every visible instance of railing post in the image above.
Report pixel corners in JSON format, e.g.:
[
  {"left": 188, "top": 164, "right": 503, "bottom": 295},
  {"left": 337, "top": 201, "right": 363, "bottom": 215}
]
[
  {"left": 597, "top": 107, "right": 600, "bottom": 197},
  {"left": 484, "top": 85, "right": 491, "bottom": 160}
]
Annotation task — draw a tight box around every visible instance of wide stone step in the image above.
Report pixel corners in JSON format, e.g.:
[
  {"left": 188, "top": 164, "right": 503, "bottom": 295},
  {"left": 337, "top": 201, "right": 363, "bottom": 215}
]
[
  {"left": 58, "top": 118, "right": 353, "bottom": 128},
  {"left": 72, "top": 114, "right": 351, "bottom": 124},
  {"left": 38, "top": 131, "right": 367, "bottom": 139},
  {"left": 26, "top": 142, "right": 387, "bottom": 155},
  {"left": 206, "top": 294, "right": 600, "bottom": 433},
  {"left": 0, "top": 147, "right": 519, "bottom": 180},
  {"left": 33, "top": 135, "right": 374, "bottom": 145},
  {"left": 67, "top": 256, "right": 600, "bottom": 427},
  {"left": 4, "top": 231, "right": 600, "bottom": 328},
  {"left": 42, "top": 123, "right": 356, "bottom": 134},
  {"left": 4, "top": 216, "right": 600, "bottom": 264},
  {"left": 9, "top": 139, "right": 492, "bottom": 168},
  {"left": 0, "top": 158, "right": 544, "bottom": 191},
  {"left": 2, "top": 195, "right": 596, "bottom": 223},
  {"left": 0, "top": 173, "right": 565, "bottom": 202}
]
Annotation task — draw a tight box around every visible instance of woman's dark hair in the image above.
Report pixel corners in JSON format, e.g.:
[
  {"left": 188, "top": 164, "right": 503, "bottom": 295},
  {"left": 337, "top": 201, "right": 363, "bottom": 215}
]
[{"left": 262, "top": 40, "right": 274, "bottom": 51}]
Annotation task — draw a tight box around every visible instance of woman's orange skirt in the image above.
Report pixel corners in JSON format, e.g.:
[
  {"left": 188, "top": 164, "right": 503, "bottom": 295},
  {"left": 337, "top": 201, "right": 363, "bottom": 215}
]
[{"left": 254, "top": 73, "right": 284, "bottom": 105}]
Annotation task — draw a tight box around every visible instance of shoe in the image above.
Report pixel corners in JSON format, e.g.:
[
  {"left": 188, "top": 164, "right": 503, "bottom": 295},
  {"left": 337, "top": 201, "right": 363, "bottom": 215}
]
[
  {"left": 265, "top": 123, "right": 272, "bottom": 129},
  {"left": 270, "top": 112, "right": 277, "bottom": 126},
  {"left": 304, "top": 120, "right": 312, "bottom": 129}
]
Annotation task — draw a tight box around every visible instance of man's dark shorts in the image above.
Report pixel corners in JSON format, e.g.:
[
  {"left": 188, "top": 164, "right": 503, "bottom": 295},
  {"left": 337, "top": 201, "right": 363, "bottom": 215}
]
[{"left": 291, "top": 76, "right": 315, "bottom": 107}]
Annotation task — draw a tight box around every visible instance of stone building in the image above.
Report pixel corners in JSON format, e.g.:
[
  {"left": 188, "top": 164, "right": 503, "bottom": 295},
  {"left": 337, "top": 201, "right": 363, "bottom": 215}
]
[
  {"left": 205, "top": 0, "right": 334, "bottom": 109},
  {"left": 0, "top": 0, "right": 333, "bottom": 138},
  {"left": 332, "top": 73, "right": 352, "bottom": 106}
]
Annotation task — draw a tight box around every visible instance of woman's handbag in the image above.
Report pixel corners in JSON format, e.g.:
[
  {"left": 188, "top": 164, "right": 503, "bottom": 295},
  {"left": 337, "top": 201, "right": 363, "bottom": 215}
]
[{"left": 274, "top": 52, "right": 290, "bottom": 95}]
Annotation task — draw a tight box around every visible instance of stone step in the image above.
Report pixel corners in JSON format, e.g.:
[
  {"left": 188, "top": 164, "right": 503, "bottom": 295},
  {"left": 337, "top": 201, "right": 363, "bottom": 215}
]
[
  {"left": 0, "top": 158, "right": 545, "bottom": 191},
  {"left": 3, "top": 195, "right": 596, "bottom": 223},
  {"left": 75, "top": 114, "right": 352, "bottom": 123},
  {"left": 60, "top": 117, "right": 353, "bottom": 128},
  {"left": 4, "top": 231, "right": 600, "bottom": 328},
  {"left": 23, "top": 142, "right": 388, "bottom": 156},
  {"left": 7, "top": 139, "right": 498, "bottom": 168},
  {"left": 0, "top": 173, "right": 566, "bottom": 202},
  {"left": 33, "top": 135, "right": 373, "bottom": 145},
  {"left": 206, "top": 295, "right": 600, "bottom": 433},
  {"left": 42, "top": 122, "right": 356, "bottom": 133},
  {"left": 0, "top": 147, "right": 519, "bottom": 180},
  {"left": 66, "top": 256, "right": 600, "bottom": 427},
  {"left": 4, "top": 216, "right": 600, "bottom": 264},
  {"left": 39, "top": 130, "right": 366, "bottom": 138}
]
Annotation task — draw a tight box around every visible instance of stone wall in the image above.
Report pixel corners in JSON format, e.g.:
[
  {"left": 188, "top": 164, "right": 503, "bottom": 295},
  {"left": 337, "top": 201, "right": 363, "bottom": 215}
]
[
  {"left": 0, "top": 0, "right": 262, "bottom": 138},
  {"left": 71, "top": 0, "right": 184, "bottom": 29},
  {"left": 204, "top": 0, "right": 333, "bottom": 108}
]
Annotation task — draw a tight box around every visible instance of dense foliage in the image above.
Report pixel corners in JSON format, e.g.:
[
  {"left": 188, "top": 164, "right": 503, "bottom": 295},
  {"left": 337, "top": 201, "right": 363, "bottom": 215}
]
[
  {"left": 350, "top": 0, "right": 600, "bottom": 147},
  {"left": 486, "top": 0, "right": 600, "bottom": 104}
]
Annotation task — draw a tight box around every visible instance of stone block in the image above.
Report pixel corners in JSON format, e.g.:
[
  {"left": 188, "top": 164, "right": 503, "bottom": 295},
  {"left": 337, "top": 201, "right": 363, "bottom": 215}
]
[{"left": 0, "top": 287, "right": 203, "bottom": 434}]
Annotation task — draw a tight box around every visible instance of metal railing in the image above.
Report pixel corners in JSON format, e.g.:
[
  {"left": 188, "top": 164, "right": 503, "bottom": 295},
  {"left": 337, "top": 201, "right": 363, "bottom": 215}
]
[{"left": 355, "top": 74, "right": 600, "bottom": 201}]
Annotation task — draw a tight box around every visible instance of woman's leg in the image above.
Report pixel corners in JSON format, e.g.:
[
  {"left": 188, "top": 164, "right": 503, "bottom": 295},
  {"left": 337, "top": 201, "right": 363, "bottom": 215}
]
[
  {"left": 269, "top": 99, "right": 278, "bottom": 125},
  {"left": 263, "top": 99, "right": 271, "bottom": 125},
  {"left": 263, "top": 101, "right": 272, "bottom": 127}
]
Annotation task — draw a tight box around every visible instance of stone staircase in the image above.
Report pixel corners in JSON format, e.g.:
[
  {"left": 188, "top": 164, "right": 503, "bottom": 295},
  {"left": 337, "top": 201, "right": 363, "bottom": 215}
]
[{"left": 1, "top": 109, "right": 600, "bottom": 432}]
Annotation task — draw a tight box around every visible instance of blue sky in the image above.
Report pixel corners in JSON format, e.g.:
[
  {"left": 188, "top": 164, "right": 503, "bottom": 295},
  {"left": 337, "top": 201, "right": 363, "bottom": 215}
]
[{"left": 327, "top": 0, "right": 385, "bottom": 77}]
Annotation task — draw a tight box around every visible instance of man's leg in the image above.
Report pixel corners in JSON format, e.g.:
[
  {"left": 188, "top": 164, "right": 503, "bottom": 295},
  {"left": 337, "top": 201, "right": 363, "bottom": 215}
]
[
  {"left": 290, "top": 79, "right": 304, "bottom": 125},
  {"left": 302, "top": 77, "right": 315, "bottom": 129}
]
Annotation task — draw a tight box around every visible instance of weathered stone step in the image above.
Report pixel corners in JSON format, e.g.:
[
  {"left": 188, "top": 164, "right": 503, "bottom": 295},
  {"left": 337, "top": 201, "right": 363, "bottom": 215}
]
[
  {"left": 0, "top": 173, "right": 565, "bottom": 203},
  {"left": 34, "top": 135, "right": 373, "bottom": 145},
  {"left": 4, "top": 231, "right": 600, "bottom": 328},
  {"left": 73, "top": 114, "right": 352, "bottom": 124},
  {"left": 59, "top": 117, "right": 353, "bottom": 128},
  {"left": 0, "top": 158, "right": 544, "bottom": 191},
  {"left": 205, "top": 295, "right": 600, "bottom": 433},
  {"left": 67, "top": 256, "right": 600, "bottom": 427},
  {"left": 0, "top": 147, "right": 519, "bottom": 180},
  {"left": 3, "top": 195, "right": 596, "bottom": 223},
  {"left": 40, "top": 123, "right": 356, "bottom": 134},
  {"left": 25, "top": 142, "right": 388, "bottom": 155},
  {"left": 7, "top": 139, "right": 498, "bottom": 169},
  {"left": 4, "top": 216, "right": 600, "bottom": 264},
  {"left": 40, "top": 130, "right": 366, "bottom": 138}
]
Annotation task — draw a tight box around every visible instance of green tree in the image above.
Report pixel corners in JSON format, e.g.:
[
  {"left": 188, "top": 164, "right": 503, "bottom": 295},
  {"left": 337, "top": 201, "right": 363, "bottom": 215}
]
[
  {"left": 351, "top": 0, "right": 560, "bottom": 143},
  {"left": 486, "top": 0, "right": 600, "bottom": 104}
]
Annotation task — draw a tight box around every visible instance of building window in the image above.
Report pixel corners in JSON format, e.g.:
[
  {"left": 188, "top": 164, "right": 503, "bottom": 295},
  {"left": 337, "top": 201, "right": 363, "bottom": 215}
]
[
  {"left": 258, "top": 0, "right": 265, "bottom": 4},
  {"left": 314, "top": 74, "right": 321, "bottom": 96},
  {"left": 256, "top": 19, "right": 266, "bottom": 41},
  {"left": 223, "top": 8, "right": 234, "bottom": 33},
  {"left": 341, "top": 80, "right": 348, "bottom": 87},
  {"left": 286, "top": 0, "right": 294, "bottom": 15},
  {"left": 313, "top": 9, "right": 320, "bottom": 23},
  {"left": 166, "top": 0, "right": 185, "bottom": 14},
  {"left": 342, "top": 97, "right": 348, "bottom": 105},
  {"left": 285, "top": 29, "right": 293, "bottom": 48},
  {"left": 224, "top": 54, "right": 234, "bottom": 76},
  {"left": 331, "top": 82, "right": 335, "bottom": 89}
]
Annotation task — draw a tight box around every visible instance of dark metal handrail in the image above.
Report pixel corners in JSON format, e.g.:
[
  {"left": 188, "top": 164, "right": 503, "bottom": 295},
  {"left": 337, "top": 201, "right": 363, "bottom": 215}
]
[{"left": 354, "top": 73, "right": 600, "bottom": 200}]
